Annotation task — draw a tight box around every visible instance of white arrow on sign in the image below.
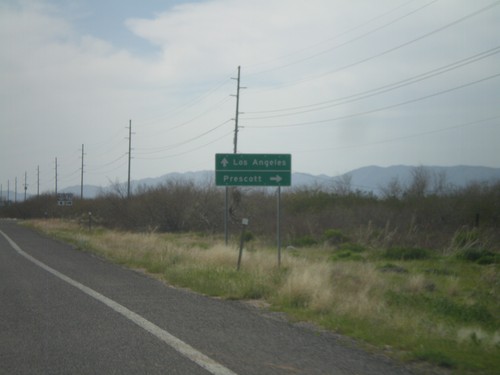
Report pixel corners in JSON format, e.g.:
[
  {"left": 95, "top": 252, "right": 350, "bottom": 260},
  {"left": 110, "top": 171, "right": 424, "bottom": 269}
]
[
  {"left": 220, "top": 158, "right": 229, "bottom": 168},
  {"left": 270, "top": 175, "right": 282, "bottom": 183}
]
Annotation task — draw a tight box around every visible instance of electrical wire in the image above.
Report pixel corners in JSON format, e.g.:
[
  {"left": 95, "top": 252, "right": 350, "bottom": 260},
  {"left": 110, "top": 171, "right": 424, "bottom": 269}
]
[
  {"left": 242, "top": 45, "right": 500, "bottom": 119},
  {"left": 86, "top": 159, "right": 129, "bottom": 177},
  {"left": 135, "top": 119, "right": 232, "bottom": 155},
  {"left": 246, "top": 0, "right": 423, "bottom": 71},
  {"left": 86, "top": 153, "right": 128, "bottom": 172},
  {"left": 135, "top": 130, "right": 233, "bottom": 160},
  {"left": 294, "top": 115, "right": 500, "bottom": 153},
  {"left": 247, "top": 0, "right": 439, "bottom": 77},
  {"left": 244, "top": 72, "right": 500, "bottom": 129},
  {"left": 138, "top": 95, "right": 233, "bottom": 139},
  {"left": 58, "top": 167, "right": 81, "bottom": 182},
  {"left": 136, "top": 77, "right": 232, "bottom": 128},
  {"left": 86, "top": 128, "right": 125, "bottom": 151},
  {"left": 250, "top": 1, "right": 500, "bottom": 92}
]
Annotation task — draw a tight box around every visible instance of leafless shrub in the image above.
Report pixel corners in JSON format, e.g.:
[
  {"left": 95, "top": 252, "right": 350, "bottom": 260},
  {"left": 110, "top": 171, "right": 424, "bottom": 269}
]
[{"left": 4, "top": 175, "right": 499, "bottom": 252}]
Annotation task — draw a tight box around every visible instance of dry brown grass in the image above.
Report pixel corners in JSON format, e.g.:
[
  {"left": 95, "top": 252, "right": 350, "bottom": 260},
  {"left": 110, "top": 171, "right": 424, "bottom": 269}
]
[{"left": 328, "top": 263, "right": 387, "bottom": 318}]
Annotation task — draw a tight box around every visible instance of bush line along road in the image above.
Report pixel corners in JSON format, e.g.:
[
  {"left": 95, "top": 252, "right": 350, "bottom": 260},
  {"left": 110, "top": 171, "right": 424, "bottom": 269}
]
[{"left": 1, "top": 219, "right": 420, "bottom": 375}]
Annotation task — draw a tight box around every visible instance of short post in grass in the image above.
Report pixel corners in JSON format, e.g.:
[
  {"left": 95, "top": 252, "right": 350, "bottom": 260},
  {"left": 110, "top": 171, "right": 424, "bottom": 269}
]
[
  {"left": 237, "top": 218, "right": 249, "bottom": 271},
  {"left": 88, "top": 211, "right": 92, "bottom": 231}
]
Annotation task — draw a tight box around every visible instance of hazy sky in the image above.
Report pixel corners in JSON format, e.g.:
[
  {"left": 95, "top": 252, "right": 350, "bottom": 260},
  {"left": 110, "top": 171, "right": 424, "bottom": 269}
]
[{"left": 1, "top": 0, "right": 499, "bottom": 194}]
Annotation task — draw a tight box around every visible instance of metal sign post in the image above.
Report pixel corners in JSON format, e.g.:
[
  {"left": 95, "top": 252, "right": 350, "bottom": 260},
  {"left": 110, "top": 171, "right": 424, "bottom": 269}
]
[
  {"left": 277, "top": 186, "right": 282, "bottom": 267},
  {"left": 237, "top": 218, "right": 249, "bottom": 271},
  {"left": 216, "top": 153, "right": 291, "bottom": 267}
]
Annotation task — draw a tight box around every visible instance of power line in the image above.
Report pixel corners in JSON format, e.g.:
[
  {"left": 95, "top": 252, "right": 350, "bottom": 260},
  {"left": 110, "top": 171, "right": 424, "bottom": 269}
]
[
  {"left": 294, "top": 115, "right": 500, "bottom": 153},
  {"left": 86, "top": 153, "right": 128, "bottom": 172},
  {"left": 245, "top": 0, "right": 425, "bottom": 72},
  {"left": 58, "top": 167, "right": 81, "bottom": 182},
  {"left": 135, "top": 131, "right": 233, "bottom": 161},
  {"left": 243, "top": 45, "right": 500, "bottom": 119},
  {"left": 139, "top": 95, "right": 232, "bottom": 140},
  {"left": 135, "top": 119, "right": 232, "bottom": 155},
  {"left": 250, "top": 1, "right": 500, "bottom": 92},
  {"left": 245, "top": 72, "right": 500, "bottom": 129},
  {"left": 86, "top": 128, "right": 127, "bottom": 158},
  {"left": 86, "top": 159, "right": 129, "bottom": 176},
  {"left": 136, "top": 77, "right": 232, "bottom": 129},
  {"left": 247, "top": 0, "right": 439, "bottom": 77}
]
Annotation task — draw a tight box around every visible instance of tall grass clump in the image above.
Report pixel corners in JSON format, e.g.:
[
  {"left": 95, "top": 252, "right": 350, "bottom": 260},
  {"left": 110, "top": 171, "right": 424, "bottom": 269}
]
[{"left": 277, "top": 260, "right": 334, "bottom": 310}]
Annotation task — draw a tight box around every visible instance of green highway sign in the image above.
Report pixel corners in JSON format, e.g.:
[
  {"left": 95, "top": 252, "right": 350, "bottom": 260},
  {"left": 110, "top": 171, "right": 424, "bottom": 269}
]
[{"left": 215, "top": 153, "right": 291, "bottom": 186}]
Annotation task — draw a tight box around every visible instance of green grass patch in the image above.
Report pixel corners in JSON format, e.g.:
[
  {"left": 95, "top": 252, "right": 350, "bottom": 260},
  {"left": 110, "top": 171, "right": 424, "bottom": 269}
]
[{"left": 386, "top": 292, "right": 496, "bottom": 327}]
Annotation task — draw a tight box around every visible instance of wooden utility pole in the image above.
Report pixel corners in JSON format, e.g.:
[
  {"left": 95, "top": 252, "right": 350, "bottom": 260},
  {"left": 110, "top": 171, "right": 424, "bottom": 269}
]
[
  {"left": 80, "top": 144, "right": 85, "bottom": 199},
  {"left": 232, "top": 66, "right": 241, "bottom": 154},
  {"left": 225, "top": 66, "right": 244, "bottom": 245},
  {"left": 55, "top": 157, "right": 58, "bottom": 196},
  {"left": 23, "top": 171, "right": 27, "bottom": 201},
  {"left": 127, "top": 120, "right": 132, "bottom": 199}
]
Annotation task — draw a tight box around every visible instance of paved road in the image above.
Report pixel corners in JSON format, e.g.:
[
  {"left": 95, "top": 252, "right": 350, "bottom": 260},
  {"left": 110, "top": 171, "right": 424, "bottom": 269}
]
[{"left": 1, "top": 219, "right": 418, "bottom": 374}]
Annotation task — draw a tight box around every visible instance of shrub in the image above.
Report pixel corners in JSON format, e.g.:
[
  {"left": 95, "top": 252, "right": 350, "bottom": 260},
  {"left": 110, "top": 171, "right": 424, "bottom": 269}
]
[
  {"left": 378, "top": 263, "right": 408, "bottom": 273},
  {"left": 339, "top": 242, "right": 365, "bottom": 253},
  {"left": 457, "top": 248, "right": 499, "bottom": 265},
  {"left": 330, "top": 251, "right": 364, "bottom": 262},
  {"left": 243, "top": 231, "right": 254, "bottom": 242},
  {"left": 292, "top": 235, "right": 318, "bottom": 247},
  {"left": 323, "top": 228, "right": 349, "bottom": 245},
  {"left": 383, "top": 247, "right": 432, "bottom": 261}
]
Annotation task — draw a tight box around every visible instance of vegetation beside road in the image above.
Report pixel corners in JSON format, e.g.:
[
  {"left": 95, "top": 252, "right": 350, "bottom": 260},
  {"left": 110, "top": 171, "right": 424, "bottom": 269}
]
[
  {"left": 27, "top": 218, "right": 499, "bottom": 374},
  {"left": 5, "top": 167, "right": 499, "bottom": 373}
]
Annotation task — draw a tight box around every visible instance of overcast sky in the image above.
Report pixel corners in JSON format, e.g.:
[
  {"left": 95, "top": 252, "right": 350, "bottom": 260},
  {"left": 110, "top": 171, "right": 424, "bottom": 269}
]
[{"left": 1, "top": 0, "right": 499, "bottom": 194}]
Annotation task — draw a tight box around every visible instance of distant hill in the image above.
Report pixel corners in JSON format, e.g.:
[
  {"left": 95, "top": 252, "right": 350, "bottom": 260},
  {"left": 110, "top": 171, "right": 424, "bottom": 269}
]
[
  {"left": 287, "top": 166, "right": 500, "bottom": 195},
  {"left": 28, "top": 165, "right": 500, "bottom": 200},
  {"left": 346, "top": 165, "right": 500, "bottom": 194}
]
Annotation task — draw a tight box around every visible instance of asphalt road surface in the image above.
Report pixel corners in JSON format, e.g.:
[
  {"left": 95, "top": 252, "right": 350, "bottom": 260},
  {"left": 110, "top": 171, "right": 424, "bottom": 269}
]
[{"left": 1, "top": 219, "right": 421, "bottom": 374}]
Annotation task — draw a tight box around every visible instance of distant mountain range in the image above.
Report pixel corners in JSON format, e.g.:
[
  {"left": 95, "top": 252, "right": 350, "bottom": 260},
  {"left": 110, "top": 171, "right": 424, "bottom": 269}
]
[
  {"left": 331, "top": 165, "right": 500, "bottom": 194},
  {"left": 3, "top": 165, "right": 500, "bottom": 201}
]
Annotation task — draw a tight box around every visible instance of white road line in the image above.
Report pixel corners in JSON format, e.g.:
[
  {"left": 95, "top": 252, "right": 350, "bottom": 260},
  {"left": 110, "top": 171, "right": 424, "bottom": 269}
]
[{"left": 0, "top": 230, "right": 238, "bottom": 375}]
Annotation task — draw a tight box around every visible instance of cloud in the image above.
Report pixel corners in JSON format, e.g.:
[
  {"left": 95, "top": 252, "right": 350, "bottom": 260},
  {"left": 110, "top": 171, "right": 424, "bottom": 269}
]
[
  {"left": 1, "top": 0, "right": 499, "bottom": 194},
  {"left": 126, "top": 0, "right": 345, "bottom": 82},
  {"left": 1, "top": 1, "right": 160, "bottom": 189}
]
